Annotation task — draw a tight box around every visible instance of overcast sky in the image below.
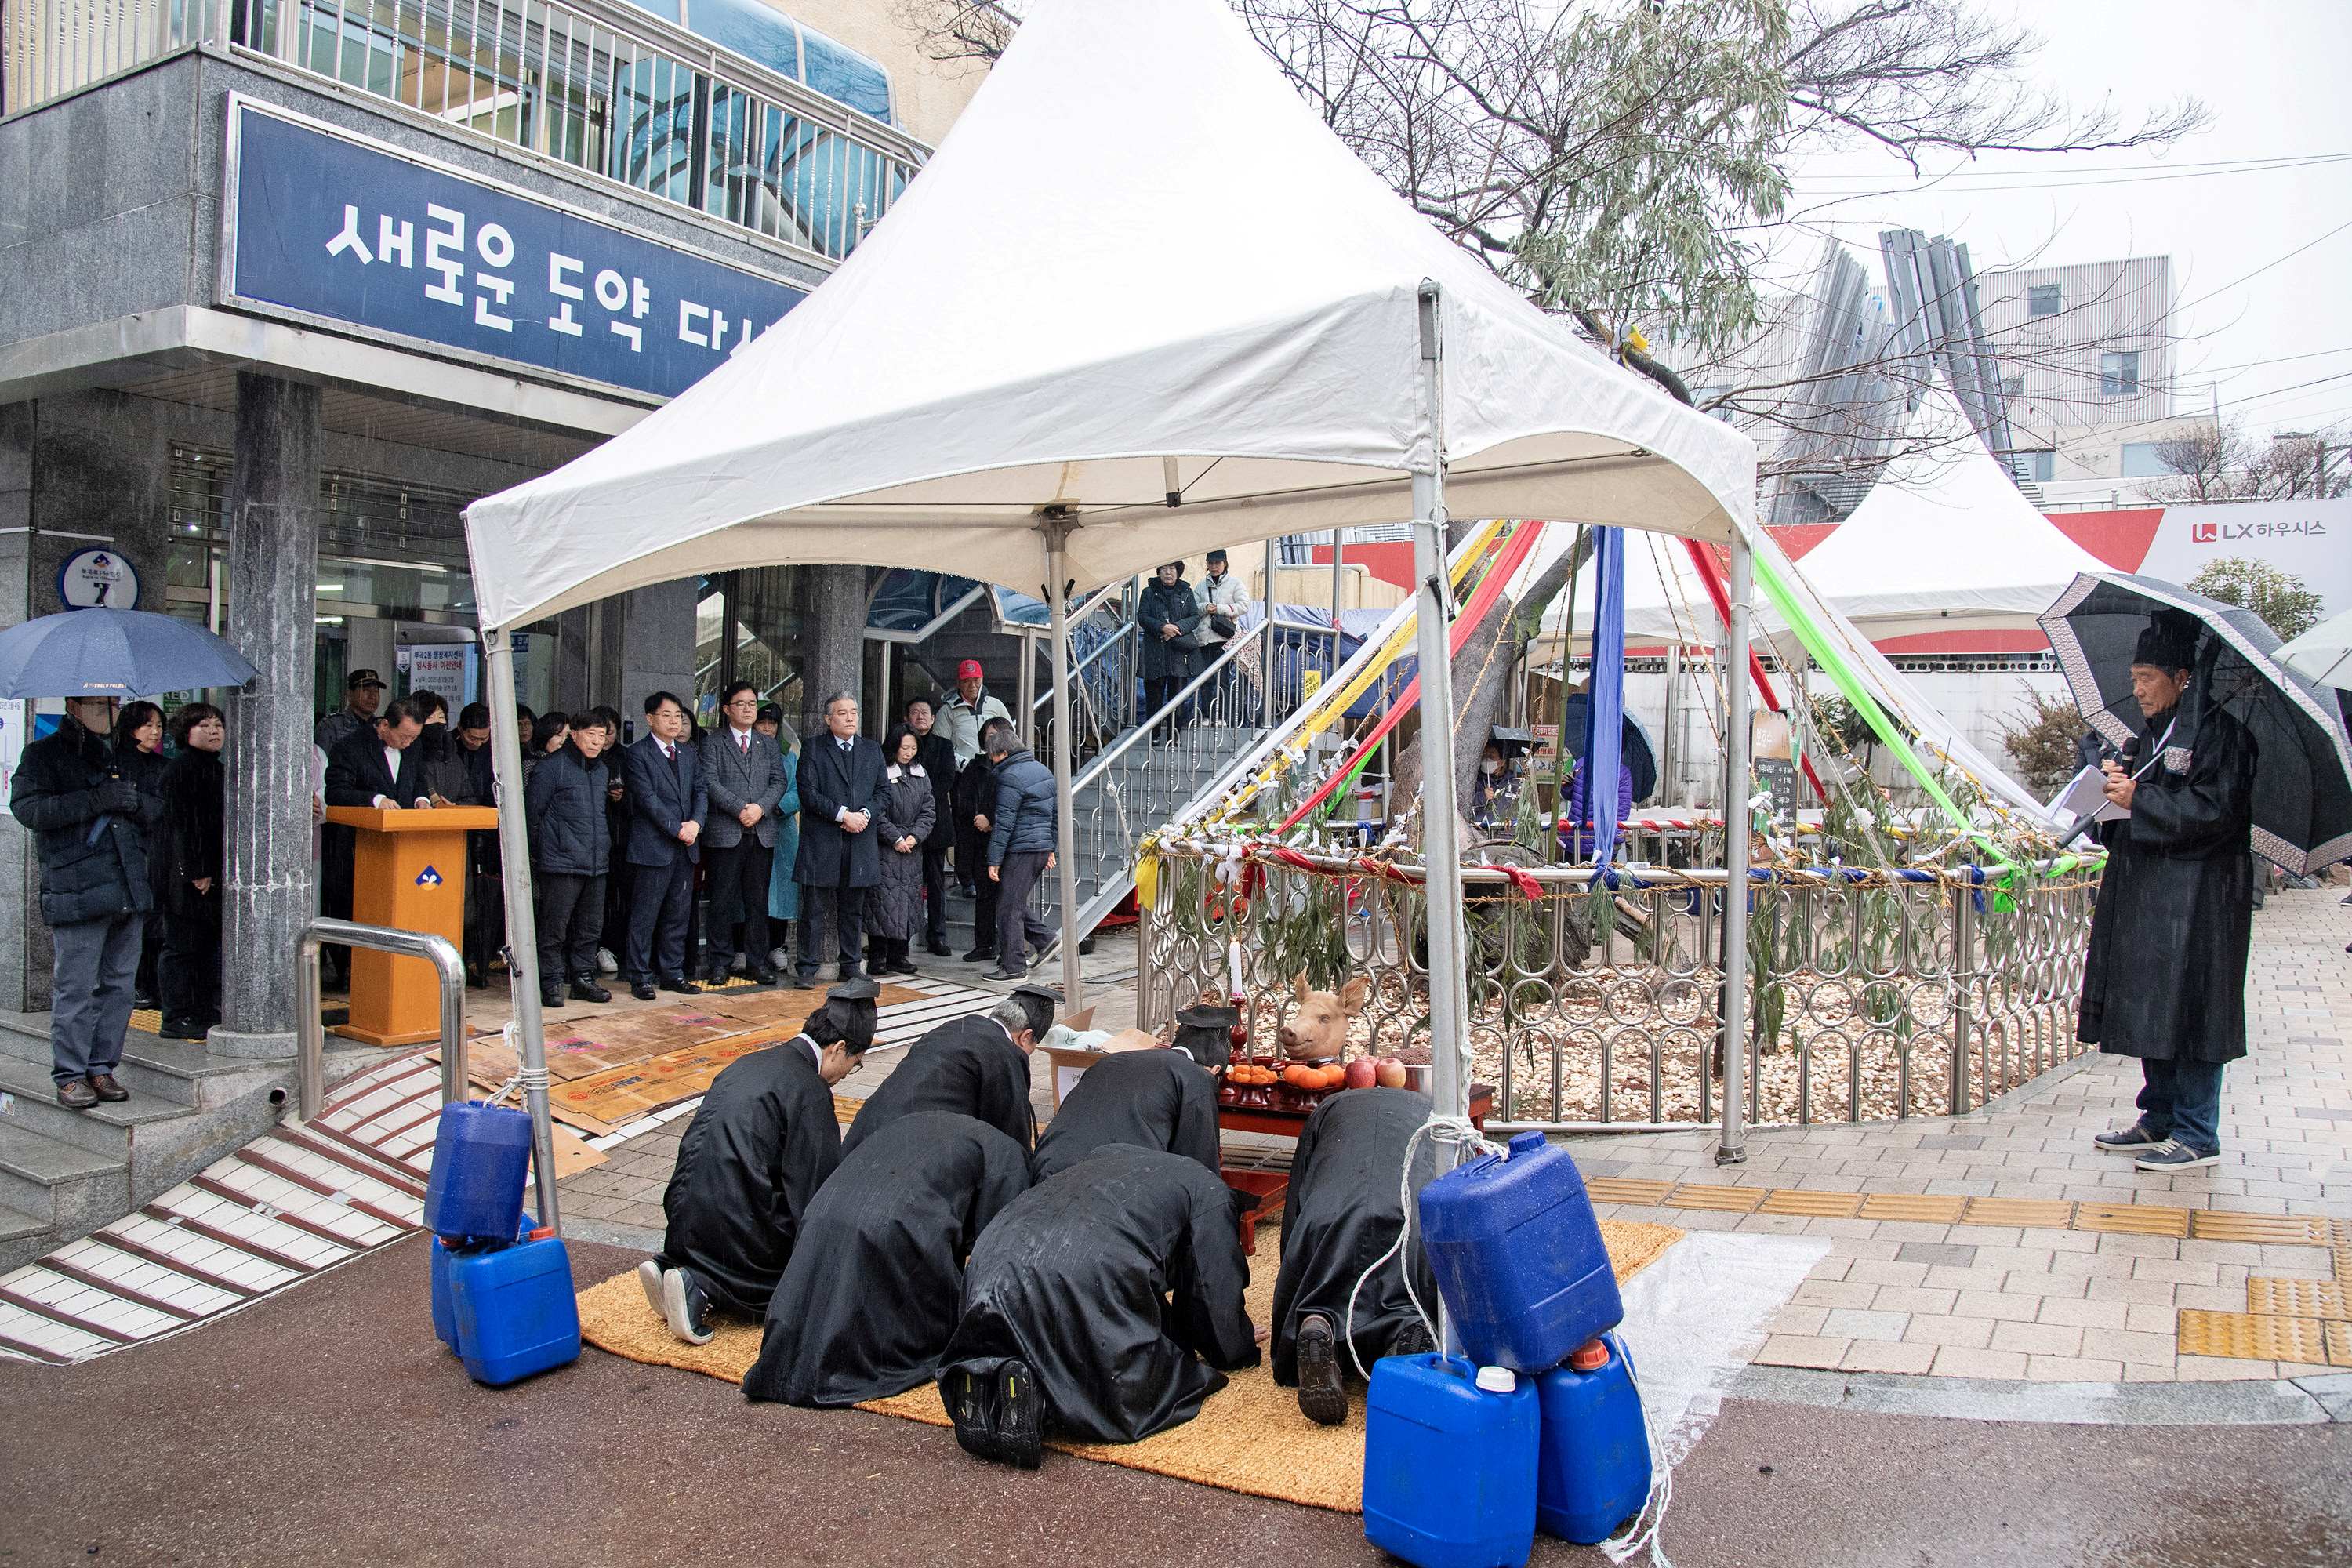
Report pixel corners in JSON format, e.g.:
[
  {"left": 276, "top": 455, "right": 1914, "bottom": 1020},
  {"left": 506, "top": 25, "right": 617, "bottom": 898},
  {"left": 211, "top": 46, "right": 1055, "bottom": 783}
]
[{"left": 1780, "top": 0, "right": 2352, "bottom": 438}]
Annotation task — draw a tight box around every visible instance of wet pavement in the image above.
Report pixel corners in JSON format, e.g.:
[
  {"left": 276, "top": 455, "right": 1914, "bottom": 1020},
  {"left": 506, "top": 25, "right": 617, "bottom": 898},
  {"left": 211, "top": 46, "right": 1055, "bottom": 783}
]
[{"left": 5, "top": 1234, "right": 2347, "bottom": 1567}]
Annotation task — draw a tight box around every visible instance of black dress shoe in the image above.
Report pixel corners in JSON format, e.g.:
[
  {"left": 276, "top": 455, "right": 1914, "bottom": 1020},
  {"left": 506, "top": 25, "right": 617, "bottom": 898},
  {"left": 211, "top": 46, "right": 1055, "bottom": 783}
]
[
  {"left": 631, "top": 981, "right": 659, "bottom": 1001},
  {"left": 87, "top": 1073, "right": 130, "bottom": 1105},
  {"left": 702, "top": 968, "right": 735, "bottom": 988},
  {"left": 660, "top": 975, "right": 700, "bottom": 995},
  {"left": 789, "top": 974, "right": 818, "bottom": 991},
  {"left": 963, "top": 947, "right": 996, "bottom": 964},
  {"left": 570, "top": 979, "right": 612, "bottom": 1004},
  {"left": 541, "top": 987, "right": 566, "bottom": 1010},
  {"left": 55, "top": 1078, "right": 99, "bottom": 1110},
  {"left": 158, "top": 1018, "right": 209, "bottom": 1041},
  {"left": 924, "top": 939, "right": 953, "bottom": 957},
  {"left": 749, "top": 967, "right": 779, "bottom": 985},
  {"left": 886, "top": 956, "right": 920, "bottom": 976}
]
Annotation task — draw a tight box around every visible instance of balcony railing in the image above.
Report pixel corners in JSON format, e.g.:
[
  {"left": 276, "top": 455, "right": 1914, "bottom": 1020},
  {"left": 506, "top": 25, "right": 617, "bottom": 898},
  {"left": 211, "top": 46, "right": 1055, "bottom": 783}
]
[{"left": 2, "top": 0, "right": 929, "bottom": 264}]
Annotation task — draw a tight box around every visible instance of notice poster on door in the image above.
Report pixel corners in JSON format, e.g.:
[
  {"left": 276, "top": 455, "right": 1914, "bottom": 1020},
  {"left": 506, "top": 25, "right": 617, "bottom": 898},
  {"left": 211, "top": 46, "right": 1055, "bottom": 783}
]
[{"left": 408, "top": 645, "right": 471, "bottom": 708}]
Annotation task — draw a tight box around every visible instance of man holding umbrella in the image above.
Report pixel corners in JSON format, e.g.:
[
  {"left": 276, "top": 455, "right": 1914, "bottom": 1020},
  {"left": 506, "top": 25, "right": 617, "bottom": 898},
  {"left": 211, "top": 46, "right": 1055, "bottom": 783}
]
[
  {"left": 10, "top": 694, "right": 159, "bottom": 1108},
  {"left": 2080, "top": 611, "right": 2259, "bottom": 1172}
]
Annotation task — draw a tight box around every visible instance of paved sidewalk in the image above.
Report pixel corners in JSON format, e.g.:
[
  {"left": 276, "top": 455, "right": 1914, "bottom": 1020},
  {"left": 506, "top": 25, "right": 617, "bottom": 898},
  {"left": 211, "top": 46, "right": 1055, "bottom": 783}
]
[{"left": 1568, "top": 887, "right": 2352, "bottom": 1383}]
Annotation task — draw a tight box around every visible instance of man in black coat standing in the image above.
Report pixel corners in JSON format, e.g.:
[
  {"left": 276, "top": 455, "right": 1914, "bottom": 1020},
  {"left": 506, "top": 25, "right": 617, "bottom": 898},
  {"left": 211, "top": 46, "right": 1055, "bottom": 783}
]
[
  {"left": 793, "top": 691, "right": 889, "bottom": 989},
  {"left": 699, "top": 681, "right": 788, "bottom": 984},
  {"left": 9, "top": 695, "right": 159, "bottom": 1109},
  {"left": 638, "top": 978, "right": 878, "bottom": 1344},
  {"left": 2081, "top": 612, "right": 2260, "bottom": 1173},
  {"left": 322, "top": 697, "right": 432, "bottom": 986},
  {"left": 621, "top": 691, "right": 706, "bottom": 1000},
  {"left": 905, "top": 697, "right": 960, "bottom": 956}
]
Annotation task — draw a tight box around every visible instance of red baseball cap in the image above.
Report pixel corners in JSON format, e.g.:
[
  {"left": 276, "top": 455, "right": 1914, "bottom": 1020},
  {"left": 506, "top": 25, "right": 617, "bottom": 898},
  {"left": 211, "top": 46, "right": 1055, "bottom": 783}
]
[{"left": 956, "top": 659, "right": 984, "bottom": 679}]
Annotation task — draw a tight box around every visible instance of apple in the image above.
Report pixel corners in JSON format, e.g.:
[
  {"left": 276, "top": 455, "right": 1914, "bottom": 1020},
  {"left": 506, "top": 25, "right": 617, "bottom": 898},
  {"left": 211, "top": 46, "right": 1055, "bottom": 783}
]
[
  {"left": 1374, "top": 1056, "right": 1407, "bottom": 1089},
  {"left": 1345, "top": 1057, "right": 1378, "bottom": 1090}
]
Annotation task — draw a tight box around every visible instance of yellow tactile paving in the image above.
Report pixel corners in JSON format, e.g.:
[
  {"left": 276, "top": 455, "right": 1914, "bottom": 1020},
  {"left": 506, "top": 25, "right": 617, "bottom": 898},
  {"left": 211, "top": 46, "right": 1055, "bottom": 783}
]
[
  {"left": 1857, "top": 1192, "right": 1966, "bottom": 1223},
  {"left": 2187, "top": 1211, "right": 2332, "bottom": 1246},
  {"left": 1756, "top": 1189, "right": 1864, "bottom": 1218},
  {"left": 1960, "top": 1197, "right": 2076, "bottom": 1229},
  {"left": 2328, "top": 1323, "right": 2352, "bottom": 1368},
  {"left": 1584, "top": 1178, "right": 1675, "bottom": 1207},
  {"left": 2176, "top": 1310, "right": 2335, "bottom": 1365},
  {"left": 2074, "top": 1202, "right": 2193, "bottom": 1239},
  {"left": 2245, "top": 1279, "right": 2350, "bottom": 1321},
  {"left": 1664, "top": 1184, "right": 1766, "bottom": 1213}
]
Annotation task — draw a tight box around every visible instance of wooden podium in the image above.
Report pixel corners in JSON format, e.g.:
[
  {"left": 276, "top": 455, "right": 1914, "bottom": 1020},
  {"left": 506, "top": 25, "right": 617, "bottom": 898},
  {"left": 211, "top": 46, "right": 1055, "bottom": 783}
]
[{"left": 325, "top": 805, "right": 500, "bottom": 1045}]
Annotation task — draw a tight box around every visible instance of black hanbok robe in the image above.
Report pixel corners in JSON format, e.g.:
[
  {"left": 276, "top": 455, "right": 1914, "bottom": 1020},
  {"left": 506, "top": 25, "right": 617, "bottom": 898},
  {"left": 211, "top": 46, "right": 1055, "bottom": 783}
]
[
  {"left": 2078, "top": 704, "right": 2258, "bottom": 1065},
  {"left": 743, "top": 1112, "right": 1031, "bottom": 1407},
  {"left": 937, "top": 1145, "right": 1259, "bottom": 1443},
  {"left": 1030, "top": 1047, "right": 1222, "bottom": 1183},
  {"left": 1269, "top": 1087, "right": 1439, "bottom": 1385},
  {"left": 842, "top": 1014, "right": 1036, "bottom": 1156},
  {"left": 657, "top": 1036, "right": 840, "bottom": 1316}
]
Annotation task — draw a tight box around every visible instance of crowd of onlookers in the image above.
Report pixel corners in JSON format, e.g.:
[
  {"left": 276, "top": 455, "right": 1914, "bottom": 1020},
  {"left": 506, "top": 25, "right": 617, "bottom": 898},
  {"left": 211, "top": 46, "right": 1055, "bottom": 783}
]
[{"left": 12, "top": 657, "right": 1058, "bottom": 1112}]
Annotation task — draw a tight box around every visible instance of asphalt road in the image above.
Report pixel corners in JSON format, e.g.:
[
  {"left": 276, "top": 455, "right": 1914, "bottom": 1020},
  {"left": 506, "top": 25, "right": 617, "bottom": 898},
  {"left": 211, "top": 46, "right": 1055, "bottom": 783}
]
[{"left": 5, "top": 1237, "right": 2347, "bottom": 1567}]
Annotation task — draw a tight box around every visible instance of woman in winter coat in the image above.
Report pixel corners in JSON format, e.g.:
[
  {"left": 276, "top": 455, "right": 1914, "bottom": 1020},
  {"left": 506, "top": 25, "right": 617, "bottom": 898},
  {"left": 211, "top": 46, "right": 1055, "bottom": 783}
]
[
  {"left": 868, "top": 724, "right": 936, "bottom": 976},
  {"left": 116, "top": 701, "right": 169, "bottom": 1008},
  {"left": 153, "top": 704, "right": 226, "bottom": 1040},
  {"left": 524, "top": 716, "right": 614, "bottom": 1009},
  {"left": 1137, "top": 561, "right": 1203, "bottom": 744},
  {"left": 764, "top": 712, "right": 803, "bottom": 971}
]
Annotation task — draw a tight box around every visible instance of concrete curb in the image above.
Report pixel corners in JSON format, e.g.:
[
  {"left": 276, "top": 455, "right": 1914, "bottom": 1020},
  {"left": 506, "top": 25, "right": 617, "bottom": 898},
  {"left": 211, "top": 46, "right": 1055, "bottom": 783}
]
[{"left": 1730, "top": 1363, "right": 2352, "bottom": 1425}]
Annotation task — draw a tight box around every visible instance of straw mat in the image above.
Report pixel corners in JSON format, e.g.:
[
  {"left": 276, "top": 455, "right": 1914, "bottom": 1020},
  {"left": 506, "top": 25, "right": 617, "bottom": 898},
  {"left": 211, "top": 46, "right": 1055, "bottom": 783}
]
[{"left": 575, "top": 1218, "right": 1682, "bottom": 1512}]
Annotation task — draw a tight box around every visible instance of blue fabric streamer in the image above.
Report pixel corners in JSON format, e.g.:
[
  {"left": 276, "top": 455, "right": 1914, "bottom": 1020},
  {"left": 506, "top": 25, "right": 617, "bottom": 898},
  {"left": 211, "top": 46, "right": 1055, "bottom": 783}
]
[{"left": 1580, "top": 525, "right": 1626, "bottom": 869}]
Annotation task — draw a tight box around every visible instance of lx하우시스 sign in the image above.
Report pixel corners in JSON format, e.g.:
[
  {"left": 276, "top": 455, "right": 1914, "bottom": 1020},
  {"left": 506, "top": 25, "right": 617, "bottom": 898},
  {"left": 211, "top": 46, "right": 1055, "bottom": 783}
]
[{"left": 222, "top": 97, "right": 810, "bottom": 401}]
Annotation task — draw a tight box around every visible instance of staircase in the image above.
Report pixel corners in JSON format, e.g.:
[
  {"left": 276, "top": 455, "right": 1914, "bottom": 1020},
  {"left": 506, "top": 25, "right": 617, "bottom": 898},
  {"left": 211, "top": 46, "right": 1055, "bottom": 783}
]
[{"left": 0, "top": 1012, "right": 387, "bottom": 1272}]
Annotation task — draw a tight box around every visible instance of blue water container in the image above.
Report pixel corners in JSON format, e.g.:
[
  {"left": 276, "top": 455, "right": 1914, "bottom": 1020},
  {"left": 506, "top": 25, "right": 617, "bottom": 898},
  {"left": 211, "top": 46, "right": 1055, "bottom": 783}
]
[
  {"left": 447, "top": 1234, "right": 582, "bottom": 1386},
  {"left": 430, "top": 1236, "right": 460, "bottom": 1352},
  {"left": 1534, "top": 1333, "right": 1652, "bottom": 1544},
  {"left": 1363, "top": 1354, "right": 1538, "bottom": 1568},
  {"left": 422, "top": 1101, "right": 532, "bottom": 1243},
  {"left": 1417, "top": 1131, "right": 1621, "bottom": 1373}
]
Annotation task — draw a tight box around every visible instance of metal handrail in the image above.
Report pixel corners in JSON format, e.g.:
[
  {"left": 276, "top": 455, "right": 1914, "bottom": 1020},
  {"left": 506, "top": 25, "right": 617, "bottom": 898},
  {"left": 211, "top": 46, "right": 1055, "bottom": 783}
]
[{"left": 295, "top": 917, "right": 468, "bottom": 1121}]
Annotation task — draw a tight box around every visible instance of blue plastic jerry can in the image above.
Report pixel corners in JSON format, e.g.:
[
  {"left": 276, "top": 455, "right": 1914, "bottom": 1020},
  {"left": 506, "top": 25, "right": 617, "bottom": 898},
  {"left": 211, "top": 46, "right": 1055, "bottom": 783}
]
[
  {"left": 1534, "top": 1333, "right": 1652, "bottom": 1544},
  {"left": 448, "top": 1233, "right": 582, "bottom": 1386},
  {"left": 1416, "top": 1131, "right": 1621, "bottom": 1373},
  {"left": 430, "top": 1236, "right": 460, "bottom": 1353},
  {"left": 422, "top": 1101, "right": 532, "bottom": 1244},
  {"left": 1363, "top": 1353, "right": 1539, "bottom": 1568}
]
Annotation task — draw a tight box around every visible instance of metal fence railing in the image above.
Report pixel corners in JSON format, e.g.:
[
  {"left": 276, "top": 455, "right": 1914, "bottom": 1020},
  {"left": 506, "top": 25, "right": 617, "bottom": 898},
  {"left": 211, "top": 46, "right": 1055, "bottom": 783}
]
[
  {"left": 3, "top": 0, "right": 928, "bottom": 264},
  {"left": 1139, "top": 842, "right": 2098, "bottom": 1131}
]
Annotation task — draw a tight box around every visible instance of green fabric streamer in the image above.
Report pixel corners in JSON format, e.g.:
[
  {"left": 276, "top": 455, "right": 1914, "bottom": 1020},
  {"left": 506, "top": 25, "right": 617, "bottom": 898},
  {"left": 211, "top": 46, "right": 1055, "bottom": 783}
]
[{"left": 1749, "top": 549, "right": 2023, "bottom": 898}]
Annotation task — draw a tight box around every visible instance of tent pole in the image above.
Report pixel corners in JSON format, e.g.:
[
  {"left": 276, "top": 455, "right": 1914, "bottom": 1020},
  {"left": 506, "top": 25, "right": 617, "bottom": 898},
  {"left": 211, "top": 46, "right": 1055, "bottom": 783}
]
[
  {"left": 1260, "top": 535, "right": 1277, "bottom": 727},
  {"left": 1717, "top": 533, "right": 1755, "bottom": 1167},
  {"left": 1045, "top": 525, "right": 1084, "bottom": 1011},
  {"left": 482, "top": 626, "right": 561, "bottom": 1232},
  {"left": 1413, "top": 281, "right": 1471, "bottom": 1135}
]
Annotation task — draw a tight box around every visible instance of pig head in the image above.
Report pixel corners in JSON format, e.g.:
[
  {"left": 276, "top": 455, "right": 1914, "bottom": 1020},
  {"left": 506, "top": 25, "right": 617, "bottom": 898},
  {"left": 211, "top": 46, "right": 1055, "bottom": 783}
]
[{"left": 1277, "top": 973, "right": 1370, "bottom": 1062}]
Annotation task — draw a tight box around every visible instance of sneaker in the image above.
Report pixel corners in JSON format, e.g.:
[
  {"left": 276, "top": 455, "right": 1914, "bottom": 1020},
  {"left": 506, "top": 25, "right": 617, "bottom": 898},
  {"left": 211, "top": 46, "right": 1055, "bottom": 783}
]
[
  {"left": 768, "top": 947, "right": 793, "bottom": 971},
  {"left": 596, "top": 947, "right": 620, "bottom": 976},
  {"left": 2092, "top": 1122, "right": 2164, "bottom": 1152},
  {"left": 943, "top": 1367, "right": 1002, "bottom": 1463},
  {"left": 982, "top": 966, "right": 1027, "bottom": 982},
  {"left": 2135, "top": 1139, "right": 2220, "bottom": 1171},
  {"left": 660, "top": 1266, "right": 716, "bottom": 1345},
  {"left": 1294, "top": 1314, "right": 1348, "bottom": 1427},
  {"left": 997, "top": 1358, "right": 1044, "bottom": 1470},
  {"left": 637, "top": 1259, "right": 666, "bottom": 1319},
  {"left": 730, "top": 950, "right": 750, "bottom": 973},
  {"left": 962, "top": 947, "right": 996, "bottom": 964}
]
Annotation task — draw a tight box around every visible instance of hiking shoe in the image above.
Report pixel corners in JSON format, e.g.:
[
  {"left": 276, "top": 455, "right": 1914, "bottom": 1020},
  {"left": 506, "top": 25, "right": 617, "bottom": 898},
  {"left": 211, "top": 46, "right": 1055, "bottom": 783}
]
[
  {"left": 637, "top": 1259, "right": 666, "bottom": 1320},
  {"left": 2092, "top": 1122, "right": 2164, "bottom": 1152},
  {"left": 2135, "top": 1139, "right": 2220, "bottom": 1171},
  {"left": 997, "top": 1358, "right": 1044, "bottom": 1470},
  {"left": 1294, "top": 1314, "right": 1348, "bottom": 1427},
  {"left": 660, "top": 1267, "right": 716, "bottom": 1345},
  {"left": 943, "top": 1367, "right": 1003, "bottom": 1463},
  {"left": 1387, "top": 1319, "right": 1437, "bottom": 1361}
]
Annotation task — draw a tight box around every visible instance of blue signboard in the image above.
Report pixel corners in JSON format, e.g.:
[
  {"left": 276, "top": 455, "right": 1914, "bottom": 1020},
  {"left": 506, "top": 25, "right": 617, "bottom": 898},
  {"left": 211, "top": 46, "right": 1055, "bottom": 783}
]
[{"left": 223, "top": 97, "right": 809, "bottom": 401}]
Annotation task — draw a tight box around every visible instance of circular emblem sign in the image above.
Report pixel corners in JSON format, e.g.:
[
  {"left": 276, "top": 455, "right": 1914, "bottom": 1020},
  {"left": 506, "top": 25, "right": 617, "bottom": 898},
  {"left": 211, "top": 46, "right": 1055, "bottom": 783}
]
[{"left": 58, "top": 547, "right": 140, "bottom": 610}]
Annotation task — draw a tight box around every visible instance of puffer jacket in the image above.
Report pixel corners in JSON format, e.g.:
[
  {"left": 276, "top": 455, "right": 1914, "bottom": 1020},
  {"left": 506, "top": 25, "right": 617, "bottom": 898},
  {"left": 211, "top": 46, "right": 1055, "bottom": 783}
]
[
  {"left": 524, "top": 740, "right": 612, "bottom": 877},
  {"left": 9, "top": 714, "right": 158, "bottom": 925},
  {"left": 986, "top": 748, "right": 1057, "bottom": 864}
]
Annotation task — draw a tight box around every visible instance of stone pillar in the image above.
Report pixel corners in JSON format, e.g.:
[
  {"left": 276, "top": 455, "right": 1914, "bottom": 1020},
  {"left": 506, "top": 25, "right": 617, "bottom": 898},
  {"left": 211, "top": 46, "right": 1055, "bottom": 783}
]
[
  {"left": 0, "top": 405, "right": 38, "bottom": 1012},
  {"left": 213, "top": 374, "right": 320, "bottom": 1061},
  {"left": 804, "top": 564, "right": 866, "bottom": 733}
]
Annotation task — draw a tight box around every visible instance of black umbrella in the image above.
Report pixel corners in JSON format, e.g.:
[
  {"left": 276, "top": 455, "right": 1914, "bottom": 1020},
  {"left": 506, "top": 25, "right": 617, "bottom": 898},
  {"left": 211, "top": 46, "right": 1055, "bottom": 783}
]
[{"left": 2040, "top": 572, "right": 2352, "bottom": 876}]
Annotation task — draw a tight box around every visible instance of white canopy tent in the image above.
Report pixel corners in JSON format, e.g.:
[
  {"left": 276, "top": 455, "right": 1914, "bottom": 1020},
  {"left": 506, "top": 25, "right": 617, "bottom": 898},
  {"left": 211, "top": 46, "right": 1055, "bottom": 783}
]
[{"left": 461, "top": 0, "right": 1773, "bottom": 1201}]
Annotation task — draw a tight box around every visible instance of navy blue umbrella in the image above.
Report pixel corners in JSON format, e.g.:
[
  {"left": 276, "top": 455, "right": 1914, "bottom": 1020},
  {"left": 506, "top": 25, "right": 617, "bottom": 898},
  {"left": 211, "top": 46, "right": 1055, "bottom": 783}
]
[{"left": 0, "top": 608, "right": 258, "bottom": 699}]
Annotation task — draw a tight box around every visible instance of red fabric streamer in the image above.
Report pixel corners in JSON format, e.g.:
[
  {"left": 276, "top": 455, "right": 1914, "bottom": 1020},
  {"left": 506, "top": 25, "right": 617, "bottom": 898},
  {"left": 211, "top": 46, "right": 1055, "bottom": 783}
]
[{"left": 1679, "top": 538, "right": 1829, "bottom": 805}]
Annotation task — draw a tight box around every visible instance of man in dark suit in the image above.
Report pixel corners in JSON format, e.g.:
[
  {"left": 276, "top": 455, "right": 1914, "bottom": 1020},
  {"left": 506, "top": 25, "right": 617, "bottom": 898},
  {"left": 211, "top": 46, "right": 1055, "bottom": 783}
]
[
  {"left": 622, "top": 690, "right": 706, "bottom": 1000},
  {"left": 699, "top": 681, "right": 788, "bottom": 985},
  {"left": 793, "top": 691, "right": 889, "bottom": 989},
  {"left": 905, "top": 697, "right": 959, "bottom": 956},
  {"left": 321, "top": 697, "right": 433, "bottom": 986}
]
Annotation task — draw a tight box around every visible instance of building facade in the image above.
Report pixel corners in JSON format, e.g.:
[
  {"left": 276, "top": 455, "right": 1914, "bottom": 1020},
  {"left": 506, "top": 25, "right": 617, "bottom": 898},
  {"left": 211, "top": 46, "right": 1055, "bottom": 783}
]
[{"left": 0, "top": 0, "right": 1005, "bottom": 1026}]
